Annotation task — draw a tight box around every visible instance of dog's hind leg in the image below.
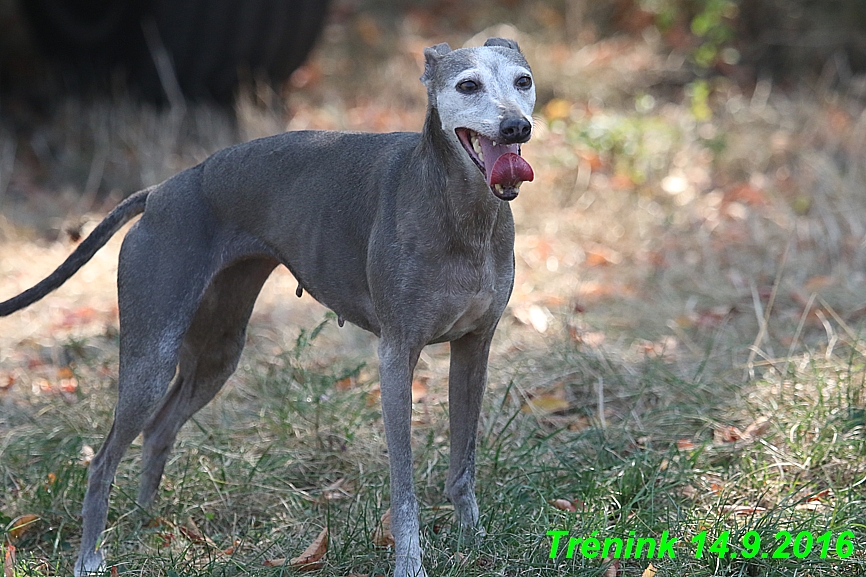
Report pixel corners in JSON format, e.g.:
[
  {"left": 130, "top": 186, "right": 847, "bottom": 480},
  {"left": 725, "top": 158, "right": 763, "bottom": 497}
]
[
  {"left": 445, "top": 331, "right": 492, "bottom": 537},
  {"left": 137, "top": 257, "right": 277, "bottom": 506},
  {"left": 75, "top": 215, "right": 219, "bottom": 576}
]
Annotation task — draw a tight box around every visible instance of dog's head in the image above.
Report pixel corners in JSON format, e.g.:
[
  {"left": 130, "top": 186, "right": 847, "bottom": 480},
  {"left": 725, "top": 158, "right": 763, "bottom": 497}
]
[{"left": 421, "top": 38, "right": 535, "bottom": 201}]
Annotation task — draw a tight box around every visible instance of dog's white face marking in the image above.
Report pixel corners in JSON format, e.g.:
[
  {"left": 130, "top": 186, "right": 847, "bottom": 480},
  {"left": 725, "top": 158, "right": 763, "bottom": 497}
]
[
  {"left": 422, "top": 42, "right": 536, "bottom": 200},
  {"left": 433, "top": 49, "right": 535, "bottom": 145}
]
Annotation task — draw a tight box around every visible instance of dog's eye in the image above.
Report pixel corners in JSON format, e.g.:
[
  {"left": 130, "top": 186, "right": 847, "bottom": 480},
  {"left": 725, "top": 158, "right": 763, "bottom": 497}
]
[
  {"left": 457, "top": 80, "right": 480, "bottom": 93},
  {"left": 515, "top": 75, "right": 532, "bottom": 90}
]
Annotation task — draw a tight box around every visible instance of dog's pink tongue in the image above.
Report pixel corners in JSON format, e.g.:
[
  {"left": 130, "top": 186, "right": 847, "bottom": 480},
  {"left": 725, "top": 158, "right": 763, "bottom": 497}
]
[{"left": 489, "top": 152, "right": 534, "bottom": 187}]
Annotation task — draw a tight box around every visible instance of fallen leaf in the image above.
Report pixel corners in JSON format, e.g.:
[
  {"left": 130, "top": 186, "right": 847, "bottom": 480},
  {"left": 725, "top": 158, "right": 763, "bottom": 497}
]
[
  {"left": 57, "top": 366, "right": 75, "bottom": 379},
  {"left": 740, "top": 416, "right": 770, "bottom": 441},
  {"left": 3, "top": 545, "right": 15, "bottom": 577},
  {"left": 549, "top": 498, "right": 577, "bottom": 512},
  {"left": 521, "top": 394, "right": 569, "bottom": 415},
  {"left": 335, "top": 376, "right": 355, "bottom": 391},
  {"left": 794, "top": 502, "right": 827, "bottom": 512},
  {"left": 676, "top": 439, "right": 696, "bottom": 451},
  {"left": 365, "top": 384, "right": 381, "bottom": 407},
  {"left": 33, "top": 378, "right": 52, "bottom": 395},
  {"left": 372, "top": 509, "right": 394, "bottom": 548},
  {"left": 642, "top": 562, "right": 658, "bottom": 577},
  {"left": 584, "top": 243, "right": 622, "bottom": 267},
  {"left": 0, "top": 374, "right": 15, "bottom": 391},
  {"left": 7, "top": 515, "right": 39, "bottom": 540},
  {"left": 145, "top": 516, "right": 173, "bottom": 530},
  {"left": 290, "top": 527, "right": 328, "bottom": 570},
  {"left": 180, "top": 517, "right": 217, "bottom": 547},
  {"left": 725, "top": 182, "right": 768, "bottom": 206},
  {"left": 714, "top": 425, "right": 743, "bottom": 444},
  {"left": 59, "top": 377, "right": 78, "bottom": 393},
  {"left": 807, "top": 488, "right": 832, "bottom": 502},
  {"left": 602, "top": 556, "right": 621, "bottom": 576},
  {"left": 110, "top": 566, "right": 119, "bottom": 577},
  {"left": 411, "top": 380, "right": 427, "bottom": 403}
]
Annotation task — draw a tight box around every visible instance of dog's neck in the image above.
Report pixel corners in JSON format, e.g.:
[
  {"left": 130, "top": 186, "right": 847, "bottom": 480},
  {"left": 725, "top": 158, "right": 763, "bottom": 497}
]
[{"left": 413, "top": 107, "right": 505, "bottom": 254}]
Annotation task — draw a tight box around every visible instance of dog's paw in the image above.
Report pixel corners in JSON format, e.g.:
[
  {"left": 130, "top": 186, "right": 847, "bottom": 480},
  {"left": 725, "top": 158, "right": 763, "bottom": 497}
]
[{"left": 74, "top": 550, "right": 106, "bottom": 577}]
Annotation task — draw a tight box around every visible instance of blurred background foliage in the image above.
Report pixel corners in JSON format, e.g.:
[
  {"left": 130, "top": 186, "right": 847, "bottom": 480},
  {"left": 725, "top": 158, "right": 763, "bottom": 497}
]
[{"left": 3, "top": 0, "right": 866, "bottom": 107}]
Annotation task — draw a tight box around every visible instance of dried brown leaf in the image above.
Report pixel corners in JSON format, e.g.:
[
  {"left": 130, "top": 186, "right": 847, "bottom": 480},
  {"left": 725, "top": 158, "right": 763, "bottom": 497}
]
[
  {"left": 290, "top": 527, "right": 328, "bottom": 569},
  {"left": 521, "top": 394, "right": 569, "bottom": 415},
  {"left": 7, "top": 515, "right": 39, "bottom": 540},
  {"left": 676, "top": 439, "right": 696, "bottom": 450},
  {"left": 548, "top": 498, "right": 577, "bottom": 512},
  {"left": 411, "top": 380, "right": 427, "bottom": 403},
  {"left": 602, "top": 556, "right": 621, "bottom": 576},
  {"left": 741, "top": 416, "right": 770, "bottom": 441},
  {"left": 371, "top": 509, "right": 394, "bottom": 548},
  {"left": 4, "top": 545, "right": 15, "bottom": 577}
]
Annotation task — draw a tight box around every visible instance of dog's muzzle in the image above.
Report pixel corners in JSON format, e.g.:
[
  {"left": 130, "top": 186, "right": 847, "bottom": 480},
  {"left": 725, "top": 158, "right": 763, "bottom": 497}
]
[{"left": 455, "top": 127, "right": 534, "bottom": 201}]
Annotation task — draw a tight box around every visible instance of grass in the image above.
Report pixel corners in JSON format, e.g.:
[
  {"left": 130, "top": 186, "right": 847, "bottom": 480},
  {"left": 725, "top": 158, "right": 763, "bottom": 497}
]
[
  {"left": 4, "top": 3, "right": 866, "bottom": 576},
  {"left": 2, "top": 313, "right": 865, "bottom": 576}
]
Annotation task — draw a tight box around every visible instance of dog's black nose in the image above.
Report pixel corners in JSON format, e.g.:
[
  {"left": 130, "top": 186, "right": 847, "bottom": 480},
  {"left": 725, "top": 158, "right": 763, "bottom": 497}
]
[{"left": 499, "top": 117, "right": 532, "bottom": 144}]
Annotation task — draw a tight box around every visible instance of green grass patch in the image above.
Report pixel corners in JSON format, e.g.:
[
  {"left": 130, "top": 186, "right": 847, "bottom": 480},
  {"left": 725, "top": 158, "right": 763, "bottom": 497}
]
[{"left": 2, "top": 317, "right": 865, "bottom": 576}]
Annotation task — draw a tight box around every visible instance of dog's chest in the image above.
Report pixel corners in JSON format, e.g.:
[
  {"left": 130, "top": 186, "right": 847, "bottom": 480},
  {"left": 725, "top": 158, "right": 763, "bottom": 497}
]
[
  {"left": 434, "top": 262, "right": 502, "bottom": 342},
  {"left": 447, "top": 291, "right": 494, "bottom": 335}
]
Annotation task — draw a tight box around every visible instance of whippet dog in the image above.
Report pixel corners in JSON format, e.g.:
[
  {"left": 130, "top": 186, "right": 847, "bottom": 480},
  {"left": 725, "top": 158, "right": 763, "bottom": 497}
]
[{"left": 0, "top": 37, "right": 535, "bottom": 577}]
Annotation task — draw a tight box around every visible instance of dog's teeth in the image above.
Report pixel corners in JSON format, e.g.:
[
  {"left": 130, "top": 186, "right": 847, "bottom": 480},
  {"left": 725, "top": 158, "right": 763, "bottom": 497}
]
[
  {"left": 492, "top": 140, "right": 497, "bottom": 146},
  {"left": 478, "top": 150, "right": 484, "bottom": 162},
  {"left": 494, "top": 184, "right": 503, "bottom": 193}
]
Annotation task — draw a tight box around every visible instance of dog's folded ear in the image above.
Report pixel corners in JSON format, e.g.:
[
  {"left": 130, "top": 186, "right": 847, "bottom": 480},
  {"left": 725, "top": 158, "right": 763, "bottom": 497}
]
[
  {"left": 484, "top": 37, "right": 521, "bottom": 52},
  {"left": 421, "top": 43, "right": 452, "bottom": 85}
]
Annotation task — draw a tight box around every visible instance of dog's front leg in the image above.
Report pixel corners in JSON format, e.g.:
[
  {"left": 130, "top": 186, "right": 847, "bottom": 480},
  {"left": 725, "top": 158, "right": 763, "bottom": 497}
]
[
  {"left": 446, "top": 330, "right": 492, "bottom": 537},
  {"left": 378, "top": 338, "right": 427, "bottom": 577}
]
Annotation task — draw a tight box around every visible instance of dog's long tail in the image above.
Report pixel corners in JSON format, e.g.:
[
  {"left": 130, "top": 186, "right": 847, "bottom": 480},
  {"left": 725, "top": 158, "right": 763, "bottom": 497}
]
[{"left": 0, "top": 188, "right": 151, "bottom": 316}]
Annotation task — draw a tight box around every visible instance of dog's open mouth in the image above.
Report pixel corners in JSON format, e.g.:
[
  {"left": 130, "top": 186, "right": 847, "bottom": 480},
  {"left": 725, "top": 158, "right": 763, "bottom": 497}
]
[{"left": 455, "top": 128, "right": 534, "bottom": 200}]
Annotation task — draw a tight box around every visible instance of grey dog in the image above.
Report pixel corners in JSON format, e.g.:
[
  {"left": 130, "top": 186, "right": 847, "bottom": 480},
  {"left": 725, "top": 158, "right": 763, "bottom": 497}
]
[{"left": 0, "top": 38, "right": 535, "bottom": 576}]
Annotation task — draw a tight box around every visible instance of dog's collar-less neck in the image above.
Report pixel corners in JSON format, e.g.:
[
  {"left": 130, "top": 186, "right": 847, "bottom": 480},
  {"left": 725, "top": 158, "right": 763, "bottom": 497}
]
[{"left": 414, "top": 107, "right": 504, "bottom": 252}]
